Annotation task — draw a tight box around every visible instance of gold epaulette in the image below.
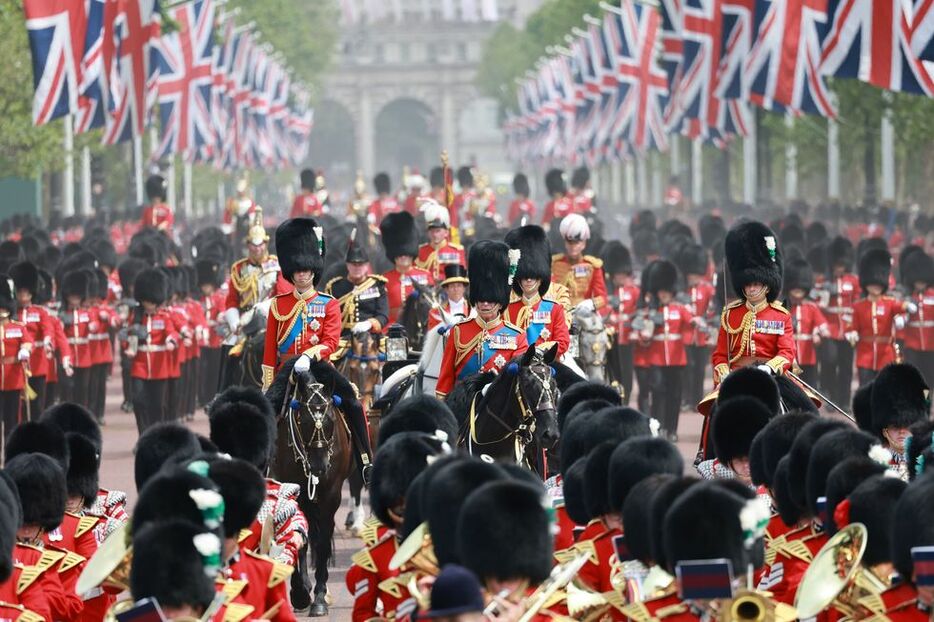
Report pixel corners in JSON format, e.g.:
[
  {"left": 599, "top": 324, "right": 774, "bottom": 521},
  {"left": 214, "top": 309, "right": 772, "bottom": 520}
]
[
  {"left": 351, "top": 548, "right": 377, "bottom": 573},
  {"left": 58, "top": 550, "right": 86, "bottom": 573},
  {"left": 770, "top": 301, "right": 790, "bottom": 314},
  {"left": 502, "top": 319, "right": 524, "bottom": 333},
  {"left": 323, "top": 276, "right": 341, "bottom": 294},
  {"left": 237, "top": 529, "right": 252, "bottom": 544},
  {"left": 777, "top": 538, "right": 813, "bottom": 563},
  {"left": 222, "top": 603, "right": 255, "bottom": 622},
  {"left": 725, "top": 299, "right": 744, "bottom": 310},
  {"left": 36, "top": 548, "right": 65, "bottom": 572},
  {"left": 551, "top": 253, "right": 566, "bottom": 264},
  {"left": 369, "top": 274, "right": 388, "bottom": 283},
  {"left": 377, "top": 574, "right": 405, "bottom": 598},
  {"left": 584, "top": 255, "right": 604, "bottom": 269},
  {"left": 267, "top": 561, "right": 293, "bottom": 588},
  {"left": 358, "top": 517, "right": 383, "bottom": 547},
  {"left": 0, "top": 602, "right": 43, "bottom": 622},
  {"left": 15, "top": 563, "right": 43, "bottom": 595},
  {"left": 74, "top": 514, "right": 99, "bottom": 539},
  {"left": 217, "top": 578, "right": 248, "bottom": 603},
  {"left": 857, "top": 593, "right": 887, "bottom": 616}
]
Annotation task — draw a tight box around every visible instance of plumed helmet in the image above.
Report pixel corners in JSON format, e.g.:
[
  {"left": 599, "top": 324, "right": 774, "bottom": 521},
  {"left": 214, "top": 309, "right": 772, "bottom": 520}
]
[
  {"left": 421, "top": 198, "right": 451, "bottom": 229},
  {"left": 544, "top": 169, "right": 566, "bottom": 196},
  {"left": 513, "top": 173, "right": 530, "bottom": 197},
  {"left": 133, "top": 268, "right": 169, "bottom": 305},
  {"left": 724, "top": 221, "right": 783, "bottom": 301},
  {"left": 373, "top": 172, "right": 391, "bottom": 195},
  {"left": 467, "top": 240, "right": 514, "bottom": 309},
  {"left": 504, "top": 225, "right": 551, "bottom": 297},
  {"left": 276, "top": 218, "right": 325, "bottom": 285},
  {"left": 559, "top": 213, "right": 590, "bottom": 241},
  {"left": 380, "top": 212, "right": 419, "bottom": 262},
  {"left": 870, "top": 363, "right": 930, "bottom": 438},
  {"left": 145, "top": 175, "right": 167, "bottom": 202},
  {"left": 457, "top": 480, "right": 553, "bottom": 585},
  {"left": 345, "top": 227, "right": 369, "bottom": 264},
  {"left": 783, "top": 256, "right": 814, "bottom": 293},
  {"left": 602, "top": 241, "right": 633, "bottom": 276},
  {"left": 858, "top": 248, "right": 892, "bottom": 293}
]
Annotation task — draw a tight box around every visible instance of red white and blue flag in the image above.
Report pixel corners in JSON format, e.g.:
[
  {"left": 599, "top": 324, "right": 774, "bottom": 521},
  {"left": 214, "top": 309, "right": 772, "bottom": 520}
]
[{"left": 75, "top": 0, "right": 107, "bottom": 133}]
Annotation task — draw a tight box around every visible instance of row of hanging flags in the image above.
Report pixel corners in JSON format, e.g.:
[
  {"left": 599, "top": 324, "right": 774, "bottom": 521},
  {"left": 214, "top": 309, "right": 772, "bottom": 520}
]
[
  {"left": 504, "top": 0, "right": 934, "bottom": 167},
  {"left": 23, "top": 0, "right": 314, "bottom": 170}
]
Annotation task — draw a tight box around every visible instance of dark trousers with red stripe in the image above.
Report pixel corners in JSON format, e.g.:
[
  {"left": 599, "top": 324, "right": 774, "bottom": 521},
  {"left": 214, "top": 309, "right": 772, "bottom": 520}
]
[{"left": 0, "top": 390, "right": 22, "bottom": 454}]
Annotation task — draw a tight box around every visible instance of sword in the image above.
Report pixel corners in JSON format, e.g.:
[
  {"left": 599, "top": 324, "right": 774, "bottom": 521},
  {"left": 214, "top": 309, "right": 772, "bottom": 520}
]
[{"left": 786, "top": 371, "right": 855, "bottom": 423}]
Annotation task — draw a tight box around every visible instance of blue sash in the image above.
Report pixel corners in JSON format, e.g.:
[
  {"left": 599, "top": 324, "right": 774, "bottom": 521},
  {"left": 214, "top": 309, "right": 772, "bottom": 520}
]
[
  {"left": 525, "top": 300, "right": 554, "bottom": 345},
  {"left": 457, "top": 326, "right": 519, "bottom": 380},
  {"left": 279, "top": 313, "right": 304, "bottom": 354}
]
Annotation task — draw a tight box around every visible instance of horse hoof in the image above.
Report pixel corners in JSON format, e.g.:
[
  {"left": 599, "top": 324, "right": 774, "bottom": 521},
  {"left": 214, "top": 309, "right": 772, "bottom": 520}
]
[
  {"left": 309, "top": 594, "right": 329, "bottom": 617},
  {"left": 290, "top": 589, "right": 311, "bottom": 612},
  {"left": 344, "top": 512, "right": 355, "bottom": 531}
]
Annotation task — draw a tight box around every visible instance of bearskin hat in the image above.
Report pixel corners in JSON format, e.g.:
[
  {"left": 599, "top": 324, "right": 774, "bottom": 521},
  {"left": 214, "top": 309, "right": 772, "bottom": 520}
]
[
  {"left": 88, "top": 239, "right": 117, "bottom": 269},
  {"left": 194, "top": 259, "right": 223, "bottom": 289},
  {"left": 145, "top": 175, "right": 167, "bottom": 202},
  {"left": 716, "top": 367, "right": 781, "bottom": 417},
  {"left": 34, "top": 270, "right": 53, "bottom": 305},
  {"left": 583, "top": 442, "right": 616, "bottom": 518},
  {"left": 560, "top": 406, "right": 650, "bottom": 475},
  {"left": 675, "top": 243, "right": 708, "bottom": 277},
  {"left": 457, "top": 480, "right": 553, "bottom": 585},
  {"left": 65, "top": 433, "right": 100, "bottom": 505},
  {"left": 608, "top": 438, "right": 683, "bottom": 514},
  {"left": 5, "top": 421, "right": 70, "bottom": 471},
  {"left": 724, "top": 221, "right": 783, "bottom": 301},
  {"left": 61, "top": 269, "right": 90, "bottom": 302},
  {"left": 870, "top": 363, "right": 930, "bottom": 438},
  {"left": 133, "top": 423, "right": 201, "bottom": 491},
  {"left": 504, "top": 225, "right": 551, "bottom": 297},
  {"left": 901, "top": 249, "right": 934, "bottom": 289},
  {"left": 130, "top": 520, "right": 218, "bottom": 612},
  {"left": 557, "top": 382, "right": 622, "bottom": 434},
  {"left": 805, "top": 222, "right": 828, "bottom": 249},
  {"left": 804, "top": 428, "right": 879, "bottom": 519},
  {"left": 650, "top": 477, "right": 699, "bottom": 570},
  {"left": 780, "top": 223, "right": 805, "bottom": 252},
  {"left": 133, "top": 468, "right": 221, "bottom": 536},
  {"left": 712, "top": 396, "right": 772, "bottom": 467},
  {"left": 824, "top": 458, "right": 887, "bottom": 534},
  {"left": 905, "top": 420, "right": 934, "bottom": 481},
  {"left": 851, "top": 381, "right": 874, "bottom": 433},
  {"left": 783, "top": 257, "right": 814, "bottom": 293},
  {"left": 751, "top": 412, "right": 817, "bottom": 489},
  {"left": 467, "top": 240, "right": 513, "bottom": 309},
  {"left": 698, "top": 214, "right": 726, "bottom": 250},
  {"left": 847, "top": 475, "right": 906, "bottom": 566},
  {"left": 513, "top": 173, "right": 530, "bottom": 197},
  {"left": 457, "top": 166, "right": 474, "bottom": 189},
  {"left": 9, "top": 261, "right": 39, "bottom": 297},
  {"left": 664, "top": 482, "right": 764, "bottom": 574},
  {"left": 858, "top": 248, "right": 892, "bottom": 293},
  {"left": 631, "top": 230, "right": 660, "bottom": 264},
  {"left": 133, "top": 268, "right": 168, "bottom": 305},
  {"left": 117, "top": 258, "right": 148, "bottom": 297},
  {"left": 826, "top": 236, "right": 854, "bottom": 272},
  {"left": 0, "top": 474, "right": 19, "bottom": 582},
  {"left": 561, "top": 459, "right": 589, "bottom": 525},
  {"left": 380, "top": 211, "right": 419, "bottom": 262},
  {"left": 373, "top": 172, "right": 391, "bottom": 195},
  {"left": 276, "top": 218, "right": 325, "bottom": 284},
  {"left": 345, "top": 227, "right": 369, "bottom": 264},
  {"left": 602, "top": 241, "right": 633, "bottom": 276},
  {"left": 785, "top": 419, "right": 849, "bottom": 519},
  {"left": 544, "top": 169, "right": 566, "bottom": 196},
  {"left": 203, "top": 458, "right": 265, "bottom": 536},
  {"left": 208, "top": 402, "right": 273, "bottom": 471},
  {"left": 209, "top": 385, "right": 276, "bottom": 423},
  {"left": 4, "top": 453, "right": 66, "bottom": 532},
  {"left": 429, "top": 166, "right": 444, "bottom": 189},
  {"left": 376, "top": 395, "right": 458, "bottom": 446},
  {"left": 892, "top": 474, "right": 934, "bottom": 581},
  {"left": 300, "top": 168, "right": 315, "bottom": 191},
  {"left": 643, "top": 259, "right": 679, "bottom": 295},
  {"left": 370, "top": 432, "right": 450, "bottom": 528},
  {"left": 570, "top": 167, "right": 590, "bottom": 189},
  {"left": 623, "top": 474, "right": 676, "bottom": 564}
]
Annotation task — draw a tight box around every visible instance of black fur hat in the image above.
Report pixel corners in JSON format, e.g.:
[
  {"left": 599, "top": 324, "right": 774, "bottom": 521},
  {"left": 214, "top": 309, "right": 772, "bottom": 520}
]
[
  {"left": 632, "top": 230, "right": 660, "bottom": 264},
  {"left": 562, "top": 459, "right": 589, "bottom": 525},
  {"left": 675, "top": 243, "right": 708, "bottom": 277},
  {"left": 716, "top": 367, "right": 781, "bottom": 417},
  {"left": 602, "top": 241, "right": 633, "bottom": 276},
  {"left": 145, "top": 174, "right": 167, "bottom": 202},
  {"left": 557, "top": 382, "right": 622, "bottom": 434},
  {"left": 698, "top": 214, "right": 726, "bottom": 250},
  {"left": 643, "top": 259, "right": 679, "bottom": 295},
  {"left": 457, "top": 166, "right": 474, "bottom": 189},
  {"left": 425, "top": 458, "right": 506, "bottom": 567},
  {"left": 5, "top": 421, "right": 70, "bottom": 472},
  {"left": 806, "top": 243, "right": 829, "bottom": 276},
  {"left": 724, "top": 221, "right": 783, "bottom": 301},
  {"left": 61, "top": 269, "right": 90, "bottom": 302},
  {"left": 783, "top": 257, "right": 814, "bottom": 293},
  {"left": 892, "top": 473, "right": 934, "bottom": 581},
  {"left": 457, "top": 480, "right": 553, "bottom": 585},
  {"left": 805, "top": 221, "right": 828, "bottom": 249},
  {"left": 906, "top": 420, "right": 934, "bottom": 481},
  {"left": 780, "top": 222, "right": 805, "bottom": 252},
  {"left": 133, "top": 268, "right": 168, "bottom": 305},
  {"left": 4, "top": 453, "right": 66, "bottom": 531},
  {"left": 194, "top": 259, "right": 223, "bottom": 289},
  {"left": 870, "top": 363, "right": 930, "bottom": 438},
  {"left": 852, "top": 381, "right": 874, "bottom": 433},
  {"left": 429, "top": 166, "right": 444, "bottom": 189},
  {"left": 504, "top": 225, "right": 551, "bottom": 297},
  {"left": 467, "top": 240, "right": 513, "bottom": 309},
  {"left": 370, "top": 432, "right": 449, "bottom": 528},
  {"left": 376, "top": 394, "right": 458, "bottom": 446},
  {"left": 824, "top": 458, "right": 887, "bottom": 534},
  {"left": 133, "top": 468, "right": 221, "bottom": 536},
  {"left": 901, "top": 249, "right": 934, "bottom": 289},
  {"left": 118, "top": 257, "right": 148, "bottom": 296},
  {"left": 583, "top": 442, "right": 616, "bottom": 518},
  {"left": 664, "top": 481, "right": 764, "bottom": 573},
  {"left": 210, "top": 385, "right": 276, "bottom": 423},
  {"left": 9, "top": 261, "right": 39, "bottom": 296},
  {"left": 65, "top": 433, "right": 100, "bottom": 506},
  {"left": 776, "top": 376, "right": 818, "bottom": 413},
  {"left": 380, "top": 211, "right": 419, "bottom": 262},
  {"left": 848, "top": 475, "right": 907, "bottom": 566},
  {"left": 300, "top": 168, "right": 315, "bottom": 191},
  {"left": 34, "top": 269, "right": 52, "bottom": 305},
  {"left": 712, "top": 397, "right": 772, "bottom": 467},
  {"left": 608, "top": 437, "right": 683, "bottom": 515},
  {"left": 0, "top": 473, "right": 20, "bottom": 582},
  {"left": 623, "top": 473, "right": 676, "bottom": 564},
  {"left": 751, "top": 411, "right": 817, "bottom": 489},
  {"left": 827, "top": 236, "right": 855, "bottom": 272},
  {"left": 208, "top": 402, "right": 273, "bottom": 471},
  {"left": 570, "top": 166, "right": 590, "bottom": 189},
  {"left": 858, "top": 248, "right": 892, "bottom": 292},
  {"left": 133, "top": 423, "right": 201, "bottom": 491},
  {"left": 205, "top": 458, "right": 266, "bottom": 536},
  {"left": 276, "top": 218, "right": 325, "bottom": 284},
  {"left": 513, "top": 173, "right": 530, "bottom": 197},
  {"left": 88, "top": 239, "right": 117, "bottom": 269},
  {"left": 560, "top": 406, "right": 650, "bottom": 475},
  {"left": 785, "top": 419, "right": 849, "bottom": 519},
  {"left": 130, "top": 520, "right": 218, "bottom": 611},
  {"left": 650, "top": 477, "right": 699, "bottom": 571},
  {"left": 544, "top": 169, "right": 566, "bottom": 196},
  {"left": 804, "top": 428, "right": 879, "bottom": 519},
  {"left": 373, "top": 172, "right": 391, "bottom": 195}
]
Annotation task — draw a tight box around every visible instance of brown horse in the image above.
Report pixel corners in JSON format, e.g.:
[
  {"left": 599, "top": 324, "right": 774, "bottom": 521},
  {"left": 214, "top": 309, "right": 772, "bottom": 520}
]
[{"left": 266, "top": 356, "right": 357, "bottom": 616}]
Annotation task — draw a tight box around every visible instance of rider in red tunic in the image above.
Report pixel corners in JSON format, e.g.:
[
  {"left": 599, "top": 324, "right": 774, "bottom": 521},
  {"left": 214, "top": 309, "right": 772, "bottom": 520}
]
[
  {"left": 139, "top": 174, "right": 174, "bottom": 234},
  {"left": 416, "top": 199, "right": 466, "bottom": 284},
  {"left": 380, "top": 212, "right": 434, "bottom": 328},
  {"left": 541, "top": 169, "right": 574, "bottom": 229},
  {"left": 507, "top": 173, "right": 536, "bottom": 225}
]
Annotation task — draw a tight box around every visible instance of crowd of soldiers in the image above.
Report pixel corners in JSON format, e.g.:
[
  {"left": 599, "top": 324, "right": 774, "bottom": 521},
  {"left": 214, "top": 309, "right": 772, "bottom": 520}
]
[{"left": 0, "top": 162, "right": 932, "bottom": 621}]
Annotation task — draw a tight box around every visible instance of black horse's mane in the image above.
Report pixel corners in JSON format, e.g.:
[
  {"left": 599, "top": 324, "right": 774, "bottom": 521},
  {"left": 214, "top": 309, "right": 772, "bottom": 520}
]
[
  {"left": 445, "top": 371, "right": 497, "bottom": 429},
  {"left": 266, "top": 356, "right": 364, "bottom": 421},
  {"left": 551, "top": 360, "right": 584, "bottom": 392}
]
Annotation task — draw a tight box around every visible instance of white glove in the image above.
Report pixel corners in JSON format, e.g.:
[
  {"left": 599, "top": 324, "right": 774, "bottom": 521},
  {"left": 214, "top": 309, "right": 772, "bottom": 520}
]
[
  {"left": 62, "top": 357, "right": 74, "bottom": 377},
  {"left": 845, "top": 331, "right": 859, "bottom": 346},
  {"left": 907, "top": 302, "right": 919, "bottom": 314},
  {"left": 895, "top": 315, "right": 907, "bottom": 330},
  {"left": 17, "top": 347, "right": 30, "bottom": 362},
  {"left": 223, "top": 307, "right": 241, "bottom": 333},
  {"left": 254, "top": 298, "right": 273, "bottom": 319},
  {"left": 293, "top": 354, "right": 311, "bottom": 374},
  {"left": 756, "top": 364, "right": 774, "bottom": 375},
  {"left": 576, "top": 299, "right": 595, "bottom": 314},
  {"left": 352, "top": 321, "right": 372, "bottom": 335}
]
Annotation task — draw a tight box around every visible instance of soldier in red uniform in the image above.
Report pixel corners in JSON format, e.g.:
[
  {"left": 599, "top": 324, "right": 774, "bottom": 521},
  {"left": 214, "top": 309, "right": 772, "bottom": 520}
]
[
  {"left": 139, "top": 174, "right": 174, "bottom": 234},
  {"left": 60, "top": 270, "right": 93, "bottom": 410},
  {"left": 87, "top": 270, "right": 115, "bottom": 425},
  {"left": 847, "top": 248, "right": 912, "bottom": 385},
  {"left": 451, "top": 166, "right": 478, "bottom": 231},
  {"left": 675, "top": 243, "right": 715, "bottom": 407},
  {"left": 416, "top": 199, "right": 466, "bottom": 283},
  {"left": 507, "top": 173, "right": 536, "bottom": 225},
  {"left": 427, "top": 265, "right": 471, "bottom": 330},
  {"left": 0, "top": 282, "right": 32, "bottom": 440},
  {"left": 784, "top": 257, "right": 828, "bottom": 387},
  {"left": 817, "top": 236, "right": 860, "bottom": 410},
  {"left": 196, "top": 257, "right": 226, "bottom": 406},
  {"left": 127, "top": 269, "right": 180, "bottom": 432},
  {"left": 899, "top": 248, "right": 934, "bottom": 383},
  {"left": 436, "top": 241, "right": 528, "bottom": 399},
  {"left": 368, "top": 172, "right": 402, "bottom": 224},
  {"left": 40, "top": 268, "right": 72, "bottom": 410},
  {"left": 604, "top": 242, "right": 638, "bottom": 404},
  {"left": 569, "top": 166, "right": 594, "bottom": 215},
  {"left": 10, "top": 262, "right": 55, "bottom": 418},
  {"left": 550, "top": 214, "right": 609, "bottom": 314},
  {"left": 380, "top": 211, "right": 434, "bottom": 328},
  {"left": 402, "top": 171, "right": 427, "bottom": 216},
  {"left": 541, "top": 169, "right": 573, "bottom": 229},
  {"left": 290, "top": 169, "right": 324, "bottom": 218}
]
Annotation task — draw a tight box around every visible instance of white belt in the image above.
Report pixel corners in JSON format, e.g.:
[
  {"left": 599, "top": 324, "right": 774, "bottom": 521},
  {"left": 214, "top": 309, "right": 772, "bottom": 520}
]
[
  {"left": 88, "top": 334, "right": 110, "bottom": 341},
  {"left": 825, "top": 307, "right": 851, "bottom": 314},
  {"left": 651, "top": 334, "right": 681, "bottom": 341},
  {"left": 67, "top": 337, "right": 89, "bottom": 345},
  {"left": 138, "top": 345, "right": 168, "bottom": 352},
  {"left": 795, "top": 334, "right": 814, "bottom": 341},
  {"left": 909, "top": 321, "right": 934, "bottom": 327}
]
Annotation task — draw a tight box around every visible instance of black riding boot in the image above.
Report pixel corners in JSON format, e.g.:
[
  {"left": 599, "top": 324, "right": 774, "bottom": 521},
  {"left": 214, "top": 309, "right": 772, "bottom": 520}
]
[{"left": 347, "top": 405, "right": 373, "bottom": 486}]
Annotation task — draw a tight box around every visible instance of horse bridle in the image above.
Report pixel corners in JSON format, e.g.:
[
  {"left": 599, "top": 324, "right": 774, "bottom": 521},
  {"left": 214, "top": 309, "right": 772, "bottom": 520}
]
[{"left": 285, "top": 380, "right": 345, "bottom": 500}]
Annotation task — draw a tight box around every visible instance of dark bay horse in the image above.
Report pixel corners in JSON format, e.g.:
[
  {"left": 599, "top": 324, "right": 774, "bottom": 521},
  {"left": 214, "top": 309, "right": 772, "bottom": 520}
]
[
  {"left": 266, "top": 357, "right": 358, "bottom": 616},
  {"left": 446, "top": 344, "right": 560, "bottom": 475},
  {"left": 399, "top": 279, "right": 436, "bottom": 352}
]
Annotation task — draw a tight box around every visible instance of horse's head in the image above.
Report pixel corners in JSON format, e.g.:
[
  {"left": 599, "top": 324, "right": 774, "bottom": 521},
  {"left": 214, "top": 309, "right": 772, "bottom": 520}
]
[
  {"left": 512, "top": 344, "right": 560, "bottom": 450},
  {"left": 290, "top": 372, "right": 343, "bottom": 476}
]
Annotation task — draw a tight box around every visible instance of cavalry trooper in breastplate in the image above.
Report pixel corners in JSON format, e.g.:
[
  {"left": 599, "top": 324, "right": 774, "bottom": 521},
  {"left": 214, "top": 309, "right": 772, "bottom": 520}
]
[{"left": 223, "top": 210, "right": 287, "bottom": 334}]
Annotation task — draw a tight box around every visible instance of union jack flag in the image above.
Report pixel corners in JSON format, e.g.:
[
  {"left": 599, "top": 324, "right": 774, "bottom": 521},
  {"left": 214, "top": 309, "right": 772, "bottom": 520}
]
[
  {"left": 75, "top": 0, "right": 106, "bottom": 133},
  {"left": 153, "top": 0, "right": 216, "bottom": 162},
  {"left": 23, "top": 0, "right": 87, "bottom": 126},
  {"left": 102, "top": 0, "right": 162, "bottom": 144},
  {"left": 744, "top": 0, "right": 837, "bottom": 116},
  {"left": 913, "top": 0, "right": 934, "bottom": 60},
  {"left": 820, "top": 0, "right": 934, "bottom": 95}
]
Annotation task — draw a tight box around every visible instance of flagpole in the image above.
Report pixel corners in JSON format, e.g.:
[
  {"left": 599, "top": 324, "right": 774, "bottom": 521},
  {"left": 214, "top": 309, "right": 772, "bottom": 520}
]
[
  {"left": 743, "top": 117, "right": 757, "bottom": 205},
  {"left": 81, "top": 146, "right": 92, "bottom": 217},
  {"left": 624, "top": 159, "right": 635, "bottom": 207},
  {"left": 167, "top": 157, "right": 177, "bottom": 219},
  {"left": 63, "top": 115, "right": 75, "bottom": 218},
  {"left": 827, "top": 94, "right": 840, "bottom": 200},
  {"left": 636, "top": 155, "right": 647, "bottom": 205},
  {"left": 670, "top": 134, "right": 680, "bottom": 181},
  {"left": 650, "top": 152, "right": 662, "bottom": 207},
  {"left": 133, "top": 135, "right": 144, "bottom": 206},
  {"left": 184, "top": 161, "right": 193, "bottom": 221},
  {"left": 784, "top": 114, "right": 797, "bottom": 200},
  {"left": 691, "top": 139, "right": 702, "bottom": 204},
  {"left": 880, "top": 92, "right": 895, "bottom": 203}
]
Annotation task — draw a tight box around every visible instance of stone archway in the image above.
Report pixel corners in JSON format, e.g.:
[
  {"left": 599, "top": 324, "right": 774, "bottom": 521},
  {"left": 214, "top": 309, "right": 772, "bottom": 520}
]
[
  {"left": 374, "top": 97, "right": 440, "bottom": 176},
  {"left": 306, "top": 98, "right": 357, "bottom": 190}
]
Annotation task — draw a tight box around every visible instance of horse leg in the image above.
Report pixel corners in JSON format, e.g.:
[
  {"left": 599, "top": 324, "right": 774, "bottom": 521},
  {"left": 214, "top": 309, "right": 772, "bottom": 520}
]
[
  {"left": 345, "top": 470, "right": 362, "bottom": 531},
  {"left": 289, "top": 541, "right": 312, "bottom": 611},
  {"left": 309, "top": 488, "right": 341, "bottom": 617}
]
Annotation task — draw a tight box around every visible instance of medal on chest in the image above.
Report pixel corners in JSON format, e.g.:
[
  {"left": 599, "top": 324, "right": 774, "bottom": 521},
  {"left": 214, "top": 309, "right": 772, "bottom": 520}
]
[{"left": 754, "top": 318, "right": 785, "bottom": 335}]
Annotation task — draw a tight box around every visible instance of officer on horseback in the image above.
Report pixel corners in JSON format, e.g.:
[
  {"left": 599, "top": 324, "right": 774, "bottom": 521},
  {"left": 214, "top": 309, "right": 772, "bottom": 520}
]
[
  {"left": 262, "top": 219, "right": 374, "bottom": 484},
  {"left": 324, "top": 228, "right": 389, "bottom": 340},
  {"left": 381, "top": 212, "right": 434, "bottom": 328},
  {"left": 551, "top": 214, "right": 609, "bottom": 315},
  {"left": 416, "top": 198, "right": 466, "bottom": 283}
]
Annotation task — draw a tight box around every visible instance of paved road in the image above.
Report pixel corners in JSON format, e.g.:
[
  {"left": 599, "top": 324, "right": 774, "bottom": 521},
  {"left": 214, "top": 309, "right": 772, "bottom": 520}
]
[{"left": 96, "top": 372, "right": 708, "bottom": 621}]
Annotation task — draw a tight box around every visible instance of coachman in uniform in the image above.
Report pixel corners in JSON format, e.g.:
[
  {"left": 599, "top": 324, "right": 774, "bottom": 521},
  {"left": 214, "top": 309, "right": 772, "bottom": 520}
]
[
  {"left": 380, "top": 212, "right": 434, "bottom": 328},
  {"left": 436, "top": 241, "right": 528, "bottom": 399},
  {"left": 551, "top": 214, "right": 608, "bottom": 314},
  {"left": 505, "top": 225, "right": 570, "bottom": 357},
  {"left": 415, "top": 199, "right": 465, "bottom": 283}
]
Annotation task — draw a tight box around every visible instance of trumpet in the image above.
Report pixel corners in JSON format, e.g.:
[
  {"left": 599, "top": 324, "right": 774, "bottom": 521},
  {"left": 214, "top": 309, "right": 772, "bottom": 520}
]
[
  {"left": 718, "top": 590, "right": 798, "bottom": 622},
  {"left": 517, "top": 551, "right": 592, "bottom": 622}
]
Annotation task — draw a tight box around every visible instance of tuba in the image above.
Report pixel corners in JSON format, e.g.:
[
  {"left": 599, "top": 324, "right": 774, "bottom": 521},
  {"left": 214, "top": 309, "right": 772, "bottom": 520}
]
[
  {"left": 389, "top": 522, "right": 439, "bottom": 611},
  {"left": 517, "top": 551, "right": 593, "bottom": 622},
  {"left": 77, "top": 523, "right": 132, "bottom": 595},
  {"left": 718, "top": 590, "right": 797, "bottom": 622}
]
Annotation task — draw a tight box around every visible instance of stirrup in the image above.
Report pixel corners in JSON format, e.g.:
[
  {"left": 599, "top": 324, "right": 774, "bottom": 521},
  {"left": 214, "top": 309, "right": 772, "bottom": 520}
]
[{"left": 361, "top": 463, "right": 373, "bottom": 488}]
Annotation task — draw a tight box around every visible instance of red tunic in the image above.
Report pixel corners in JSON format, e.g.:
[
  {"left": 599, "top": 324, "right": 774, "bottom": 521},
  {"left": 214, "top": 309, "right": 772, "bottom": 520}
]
[
  {"left": 685, "top": 281, "right": 716, "bottom": 347},
  {"left": 641, "top": 303, "right": 693, "bottom": 367},
  {"left": 711, "top": 300, "right": 796, "bottom": 385},
  {"left": 344, "top": 530, "right": 414, "bottom": 622},
  {"left": 901, "top": 288, "right": 934, "bottom": 351},
  {"left": 608, "top": 285, "right": 640, "bottom": 346},
  {"left": 0, "top": 320, "right": 33, "bottom": 392},
  {"left": 219, "top": 550, "right": 296, "bottom": 622},
  {"left": 383, "top": 268, "right": 434, "bottom": 327},
  {"left": 435, "top": 317, "right": 528, "bottom": 398},
  {"left": 186, "top": 298, "right": 207, "bottom": 357},
  {"left": 262, "top": 290, "right": 341, "bottom": 384},
  {"left": 129, "top": 310, "right": 180, "bottom": 380},
  {"left": 224, "top": 257, "right": 292, "bottom": 312},
  {"left": 105, "top": 270, "right": 122, "bottom": 303},
  {"left": 88, "top": 304, "right": 115, "bottom": 366},
  {"left": 289, "top": 193, "right": 322, "bottom": 218},
  {"left": 550, "top": 254, "right": 609, "bottom": 313},
  {"left": 791, "top": 301, "right": 828, "bottom": 366},
  {"left": 427, "top": 300, "right": 470, "bottom": 330},
  {"left": 849, "top": 296, "right": 908, "bottom": 370},
  {"left": 0, "top": 545, "right": 54, "bottom": 621},
  {"left": 16, "top": 305, "right": 55, "bottom": 378},
  {"left": 570, "top": 192, "right": 593, "bottom": 214},
  {"left": 507, "top": 198, "right": 536, "bottom": 224},
  {"left": 756, "top": 523, "right": 826, "bottom": 606},
  {"left": 47, "top": 312, "right": 72, "bottom": 384},
  {"left": 542, "top": 197, "right": 574, "bottom": 225},
  {"left": 201, "top": 290, "right": 228, "bottom": 348},
  {"left": 504, "top": 295, "right": 571, "bottom": 356},
  {"left": 861, "top": 583, "right": 927, "bottom": 621},
  {"left": 367, "top": 197, "right": 402, "bottom": 223},
  {"left": 140, "top": 203, "right": 174, "bottom": 232},
  {"left": 239, "top": 480, "right": 309, "bottom": 567},
  {"left": 416, "top": 242, "right": 465, "bottom": 283},
  {"left": 63, "top": 309, "right": 93, "bottom": 369},
  {"left": 820, "top": 274, "right": 860, "bottom": 340}
]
